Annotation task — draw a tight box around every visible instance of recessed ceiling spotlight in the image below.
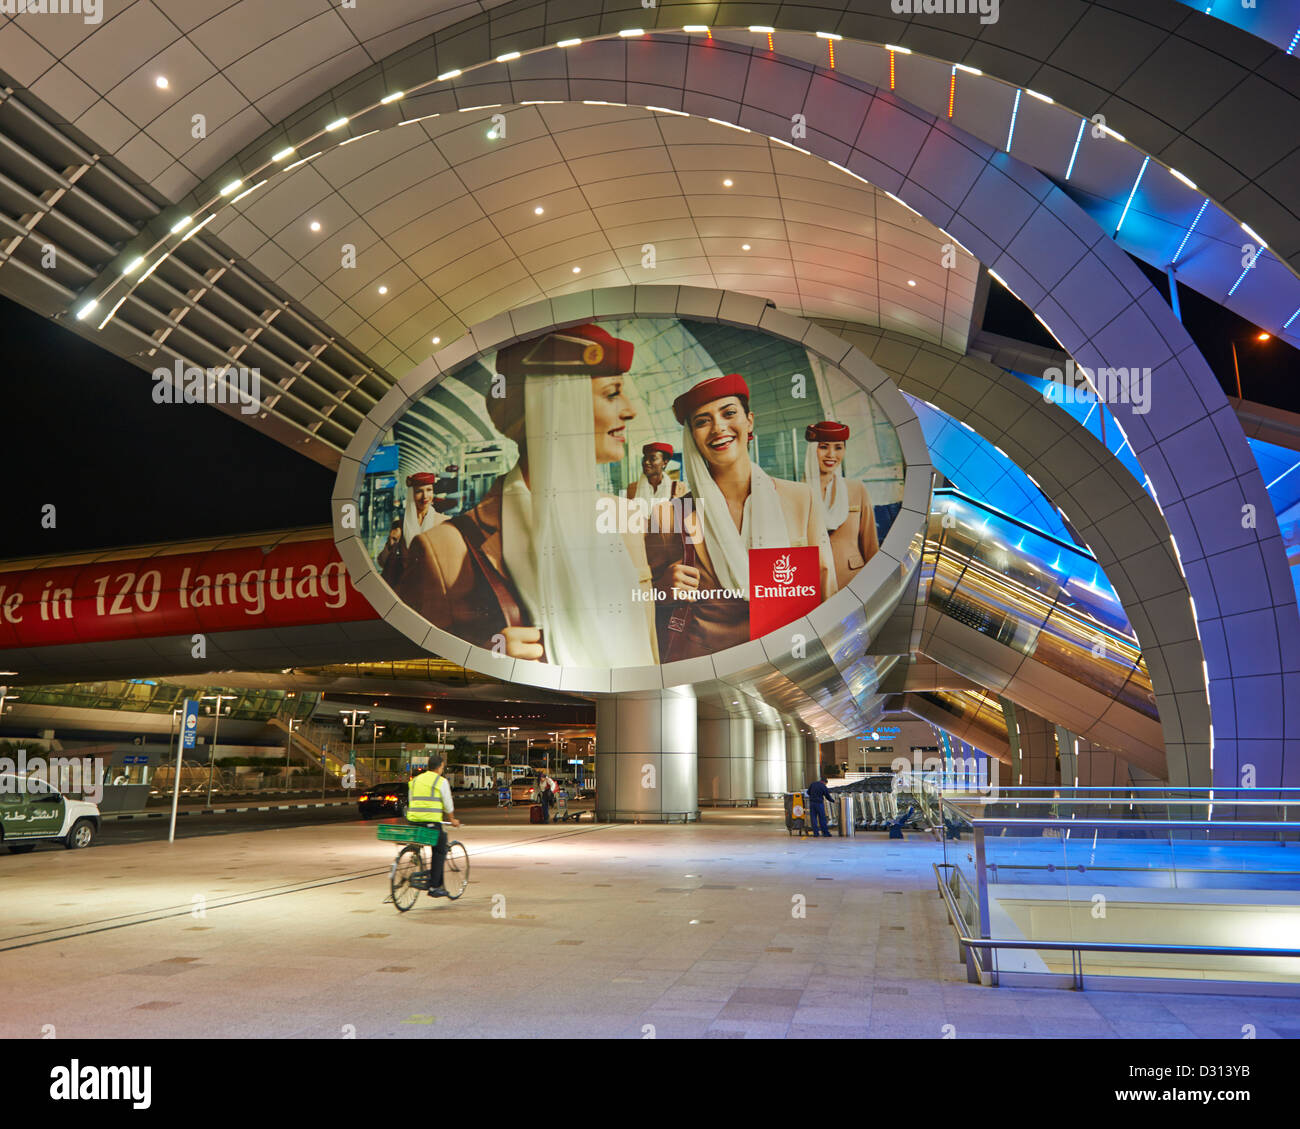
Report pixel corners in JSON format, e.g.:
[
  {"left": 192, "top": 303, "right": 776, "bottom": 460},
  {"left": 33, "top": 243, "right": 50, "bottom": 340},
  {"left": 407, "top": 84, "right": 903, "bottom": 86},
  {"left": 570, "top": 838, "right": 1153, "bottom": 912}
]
[
  {"left": 534, "top": 206, "right": 544, "bottom": 215},
  {"left": 741, "top": 243, "right": 751, "bottom": 250},
  {"left": 723, "top": 178, "right": 733, "bottom": 187},
  {"left": 309, "top": 221, "right": 321, "bottom": 232},
  {"left": 155, "top": 75, "right": 169, "bottom": 89},
  {"left": 907, "top": 279, "right": 917, "bottom": 286},
  {"left": 378, "top": 285, "right": 388, "bottom": 294},
  {"left": 572, "top": 266, "right": 581, "bottom": 273},
  {"left": 432, "top": 336, "right": 441, "bottom": 345}
]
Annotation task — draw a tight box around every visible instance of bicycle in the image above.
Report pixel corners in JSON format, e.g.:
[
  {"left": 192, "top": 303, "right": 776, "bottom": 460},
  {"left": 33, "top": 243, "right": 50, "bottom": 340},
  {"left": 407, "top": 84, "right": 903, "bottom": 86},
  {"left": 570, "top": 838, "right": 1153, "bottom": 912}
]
[{"left": 378, "top": 822, "right": 470, "bottom": 912}]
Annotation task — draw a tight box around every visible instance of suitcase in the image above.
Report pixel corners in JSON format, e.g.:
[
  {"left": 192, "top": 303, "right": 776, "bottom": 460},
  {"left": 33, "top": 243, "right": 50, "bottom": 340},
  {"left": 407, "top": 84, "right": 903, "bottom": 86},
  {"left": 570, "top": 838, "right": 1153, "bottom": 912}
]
[{"left": 530, "top": 804, "right": 544, "bottom": 824}]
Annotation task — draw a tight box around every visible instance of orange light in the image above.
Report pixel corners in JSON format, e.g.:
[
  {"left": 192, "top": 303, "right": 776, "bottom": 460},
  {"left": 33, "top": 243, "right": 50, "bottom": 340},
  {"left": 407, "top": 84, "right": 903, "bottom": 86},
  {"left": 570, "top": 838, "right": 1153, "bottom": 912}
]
[
  {"left": 1257, "top": 332, "right": 1271, "bottom": 341},
  {"left": 766, "top": 31, "right": 773, "bottom": 52},
  {"left": 425, "top": 704, "right": 432, "bottom": 711},
  {"left": 889, "top": 50, "right": 896, "bottom": 90},
  {"left": 828, "top": 39, "right": 835, "bottom": 69},
  {"left": 948, "top": 72, "right": 956, "bottom": 118}
]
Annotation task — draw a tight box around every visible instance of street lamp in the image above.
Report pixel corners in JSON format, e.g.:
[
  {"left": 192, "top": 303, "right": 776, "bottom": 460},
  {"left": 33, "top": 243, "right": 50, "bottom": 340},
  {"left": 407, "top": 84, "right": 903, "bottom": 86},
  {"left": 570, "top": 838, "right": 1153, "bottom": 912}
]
[
  {"left": 338, "top": 708, "right": 370, "bottom": 788},
  {"left": 499, "top": 725, "right": 519, "bottom": 779},
  {"left": 286, "top": 717, "right": 302, "bottom": 790},
  {"left": 1230, "top": 331, "right": 1273, "bottom": 400},
  {"left": 370, "top": 722, "right": 385, "bottom": 782},
  {"left": 202, "top": 692, "right": 237, "bottom": 806}
]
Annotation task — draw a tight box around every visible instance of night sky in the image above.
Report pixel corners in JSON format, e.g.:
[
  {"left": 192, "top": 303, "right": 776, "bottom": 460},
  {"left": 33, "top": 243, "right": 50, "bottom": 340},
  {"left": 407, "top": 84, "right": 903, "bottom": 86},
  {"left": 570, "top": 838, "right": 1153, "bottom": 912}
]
[{"left": 0, "top": 264, "right": 1294, "bottom": 560}]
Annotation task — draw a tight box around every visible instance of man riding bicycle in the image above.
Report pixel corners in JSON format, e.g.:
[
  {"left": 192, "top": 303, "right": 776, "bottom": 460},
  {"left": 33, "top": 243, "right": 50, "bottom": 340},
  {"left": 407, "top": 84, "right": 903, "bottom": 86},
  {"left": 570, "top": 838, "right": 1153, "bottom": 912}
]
[{"left": 407, "top": 753, "right": 461, "bottom": 898}]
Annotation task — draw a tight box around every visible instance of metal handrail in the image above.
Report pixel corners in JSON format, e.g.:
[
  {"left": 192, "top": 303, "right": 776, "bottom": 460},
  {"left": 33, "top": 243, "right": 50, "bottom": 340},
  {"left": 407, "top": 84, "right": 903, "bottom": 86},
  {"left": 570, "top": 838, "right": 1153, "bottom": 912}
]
[{"left": 932, "top": 863, "right": 1300, "bottom": 988}]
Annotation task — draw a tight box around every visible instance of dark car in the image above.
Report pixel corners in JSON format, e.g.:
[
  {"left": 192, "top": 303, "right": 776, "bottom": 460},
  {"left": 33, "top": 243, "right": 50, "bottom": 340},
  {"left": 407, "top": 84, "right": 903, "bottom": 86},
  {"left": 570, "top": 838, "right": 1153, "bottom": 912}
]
[{"left": 358, "top": 781, "right": 409, "bottom": 819}]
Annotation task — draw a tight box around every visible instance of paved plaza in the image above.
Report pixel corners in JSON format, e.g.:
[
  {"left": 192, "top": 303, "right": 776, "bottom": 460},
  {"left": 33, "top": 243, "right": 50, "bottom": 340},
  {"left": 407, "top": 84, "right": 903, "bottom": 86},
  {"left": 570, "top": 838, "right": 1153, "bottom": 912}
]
[{"left": 2, "top": 805, "right": 1294, "bottom": 1039}]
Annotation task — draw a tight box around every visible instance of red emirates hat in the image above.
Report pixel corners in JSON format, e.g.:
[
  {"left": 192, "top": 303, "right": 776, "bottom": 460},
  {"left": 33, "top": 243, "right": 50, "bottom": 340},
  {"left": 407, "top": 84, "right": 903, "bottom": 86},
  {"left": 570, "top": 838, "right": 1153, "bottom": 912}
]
[
  {"left": 496, "top": 323, "right": 633, "bottom": 376},
  {"left": 406, "top": 472, "right": 438, "bottom": 487},
  {"left": 642, "top": 442, "right": 674, "bottom": 457},
  {"left": 805, "top": 420, "right": 851, "bottom": 442},
  {"left": 672, "top": 373, "right": 750, "bottom": 424}
]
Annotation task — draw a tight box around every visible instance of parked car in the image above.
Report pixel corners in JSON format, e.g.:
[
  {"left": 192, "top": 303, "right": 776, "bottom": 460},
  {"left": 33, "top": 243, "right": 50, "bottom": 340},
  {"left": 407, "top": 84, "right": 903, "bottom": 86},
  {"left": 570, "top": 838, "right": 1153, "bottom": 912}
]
[
  {"left": 0, "top": 774, "right": 99, "bottom": 851},
  {"left": 358, "top": 781, "right": 409, "bottom": 819}
]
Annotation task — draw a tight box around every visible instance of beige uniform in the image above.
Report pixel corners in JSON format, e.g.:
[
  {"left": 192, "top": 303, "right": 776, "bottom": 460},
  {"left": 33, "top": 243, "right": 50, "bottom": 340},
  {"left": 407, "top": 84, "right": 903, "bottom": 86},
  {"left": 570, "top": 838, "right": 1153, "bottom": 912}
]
[{"left": 826, "top": 478, "right": 880, "bottom": 590}]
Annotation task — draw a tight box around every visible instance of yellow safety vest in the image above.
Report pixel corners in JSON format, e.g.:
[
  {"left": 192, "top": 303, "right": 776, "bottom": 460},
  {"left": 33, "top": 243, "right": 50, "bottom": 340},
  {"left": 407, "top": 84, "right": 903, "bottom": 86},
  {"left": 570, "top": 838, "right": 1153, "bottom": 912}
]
[{"left": 407, "top": 771, "right": 446, "bottom": 824}]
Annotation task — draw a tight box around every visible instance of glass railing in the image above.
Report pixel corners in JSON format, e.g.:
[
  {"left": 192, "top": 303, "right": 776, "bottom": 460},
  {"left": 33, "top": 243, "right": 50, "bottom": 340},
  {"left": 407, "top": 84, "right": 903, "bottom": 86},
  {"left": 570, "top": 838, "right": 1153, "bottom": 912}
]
[{"left": 936, "top": 788, "right": 1300, "bottom": 987}]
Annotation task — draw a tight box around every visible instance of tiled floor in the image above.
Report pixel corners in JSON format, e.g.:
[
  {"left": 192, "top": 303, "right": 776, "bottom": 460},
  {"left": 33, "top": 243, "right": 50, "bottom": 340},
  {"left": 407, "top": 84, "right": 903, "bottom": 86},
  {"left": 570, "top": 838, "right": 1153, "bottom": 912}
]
[{"left": 0, "top": 804, "right": 1294, "bottom": 1038}]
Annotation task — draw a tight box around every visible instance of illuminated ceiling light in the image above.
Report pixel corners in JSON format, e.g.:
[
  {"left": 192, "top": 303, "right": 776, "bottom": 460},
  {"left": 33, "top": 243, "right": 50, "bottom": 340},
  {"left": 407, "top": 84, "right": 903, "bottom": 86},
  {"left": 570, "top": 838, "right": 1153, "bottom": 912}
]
[
  {"left": 1169, "top": 168, "right": 1197, "bottom": 190},
  {"left": 708, "top": 117, "right": 751, "bottom": 133},
  {"left": 1099, "top": 123, "right": 1126, "bottom": 142},
  {"left": 438, "top": 69, "right": 462, "bottom": 80},
  {"left": 722, "top": 178, "right": 733, "bottom": 187},
  {"left": 75, "top": 299, "right": 98, "bottom": 320},
  {"left": 155, "top": 75, "right": 169, "bottom": 89},
  {"left": 742, "top": 243, "right": 751, "bottom": 250},
  {"left": 272, "top": 146, "right": 296, "bottom": 162},
  {"left": 1005, "top": 89, "right": 1021, "bottom": 150},
  {"left": 432, "top": 336, "right": 441, "bottom": 345},
  {"left": 619, "top": 29, "right": 645, "bottom": 37},
  {"left": 325, "top": 116, "right": 348, "bottom": 131},
  {"left": 1025, "top": 89, "right": 1053, "bottom": 103},
  {"left": 682, "top": 25, "right": 709, "bottom": 33},
  {"left": 1065, "top": 118, "right": 1086, "bottom": 180},
  {"left": 557, "top": 38, "right": 582, "bottom": 47},
  {"left": 1240, "top": 221, "right": 1268, "bottom": 248},
  {"left": 380, "top": 91, "right": 405, "bottom": 104},
  {"left": 533, "top": 206, "right": 544, "bottom": 215},
  {"left": 907, "top": 279, "right": 917, "bottom": 286},
  {"left": 496, "top": 50, "right": 521, "bottom": 62},
  {"left": 572, "top": 266, "right": 581, "bottom": 273},
  {"left": 954, "top": 63, "right": 982, "bottom": 75},
  {"left": 340, "top": 130, "right": 378, "bottom": 146},
  {"left": 230, "top": 182, "right": 264, "bottom": 205},
  {"left": 749, "top": 25, "right": 774, "bottom": 33},
  {"left": 121, "top": 256, "right": 144, "bottom": 274},
  {"left": 885, "top": 44, "right": 911, "bottom": 54},
  {"left": 378, "top": 285, "right": 388, "bottom": 294},
  {"left": 170, "top": 215, "right": 193, "bottom": 233},
  {"left": 647, "top": 105, "right": 687, "bottom": 116},
  {"left": 816, "top": 31, "right": 842, "bottom": 40},
  {"left": 219, "top": 179, "right": 243, "bottom": 196},
  {"left": 1114, "top": 155, "right": 1149, "bottom": 235},
  {"left": 284, "top": 151, "right": 322, "bottom": 171},
  {"left": 309, "top": 221, "right": 322, "bottom": 232}
]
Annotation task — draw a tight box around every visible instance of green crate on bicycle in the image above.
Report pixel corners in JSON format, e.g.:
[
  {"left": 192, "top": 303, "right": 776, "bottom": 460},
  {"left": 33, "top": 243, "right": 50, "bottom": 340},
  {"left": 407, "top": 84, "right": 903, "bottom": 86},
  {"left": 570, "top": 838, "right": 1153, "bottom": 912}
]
[{"left": 376, "top": 822, "right": 441, "bottom": 846}]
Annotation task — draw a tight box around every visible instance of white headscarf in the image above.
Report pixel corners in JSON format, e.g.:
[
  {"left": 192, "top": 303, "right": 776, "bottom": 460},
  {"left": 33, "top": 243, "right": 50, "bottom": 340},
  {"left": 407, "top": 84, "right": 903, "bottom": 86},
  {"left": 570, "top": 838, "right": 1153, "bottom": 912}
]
[
  {"left": 681, "top": 423, "right": 789, "bottom": 594},
  {"left": 403, "top": 486, "right": 442, "bottom": 546},
  {"left": 632, "top": 472, "right": 675, "bottom": 502},
  {"left": 804, "top": 442, "right": 849, "bottom": 532},
  {"left": 500, "top": 373, "right": 654, "bottom": 668}
]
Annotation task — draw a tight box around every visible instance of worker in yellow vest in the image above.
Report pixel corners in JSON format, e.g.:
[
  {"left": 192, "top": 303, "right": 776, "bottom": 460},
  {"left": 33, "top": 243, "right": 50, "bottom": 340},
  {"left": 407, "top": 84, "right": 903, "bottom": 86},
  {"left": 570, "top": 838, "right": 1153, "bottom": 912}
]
[{"left": 407, "top": 753, "right": 461, "bottom": 898}]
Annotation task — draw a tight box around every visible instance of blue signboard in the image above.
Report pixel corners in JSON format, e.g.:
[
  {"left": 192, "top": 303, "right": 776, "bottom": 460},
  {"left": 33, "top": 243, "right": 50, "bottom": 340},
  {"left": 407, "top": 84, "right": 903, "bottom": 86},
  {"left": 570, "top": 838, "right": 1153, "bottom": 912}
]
[{"left": 181, "top": 699, "right": 200, "bottom": 750}]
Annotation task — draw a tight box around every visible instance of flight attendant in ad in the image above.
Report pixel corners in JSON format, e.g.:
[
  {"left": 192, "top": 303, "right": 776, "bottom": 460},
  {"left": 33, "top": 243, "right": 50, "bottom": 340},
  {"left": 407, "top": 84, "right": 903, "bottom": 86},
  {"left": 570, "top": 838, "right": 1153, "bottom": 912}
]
[
  {"left": 647, "top": 374, "right": 837, "bottom": 661},
  {"left": 397, "top": 324, "right": 657, "bottom": 667},
  {"left": 804, "top": 420, "right": 879, "bottom": 590},
  {"left": 627, "top": 442, "right": 686, "bottom": 503},
  {"left": 378, "top": 471, "right": 440, "bottom": 587}
]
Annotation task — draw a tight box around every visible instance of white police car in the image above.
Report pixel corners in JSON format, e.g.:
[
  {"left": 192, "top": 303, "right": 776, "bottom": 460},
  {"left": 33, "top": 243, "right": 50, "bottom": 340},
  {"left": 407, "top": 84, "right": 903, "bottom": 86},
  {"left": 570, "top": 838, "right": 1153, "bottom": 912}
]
[{"left": 0, "top": 774, "right": 99, "bottom": 852}]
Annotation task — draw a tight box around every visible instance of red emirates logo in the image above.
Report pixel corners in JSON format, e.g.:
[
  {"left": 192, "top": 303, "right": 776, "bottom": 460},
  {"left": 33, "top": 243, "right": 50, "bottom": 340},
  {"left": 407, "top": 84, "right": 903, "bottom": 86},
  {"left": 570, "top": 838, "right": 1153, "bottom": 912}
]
[{"left": 749, "top": 546, "right": 821, "bottom": 639}]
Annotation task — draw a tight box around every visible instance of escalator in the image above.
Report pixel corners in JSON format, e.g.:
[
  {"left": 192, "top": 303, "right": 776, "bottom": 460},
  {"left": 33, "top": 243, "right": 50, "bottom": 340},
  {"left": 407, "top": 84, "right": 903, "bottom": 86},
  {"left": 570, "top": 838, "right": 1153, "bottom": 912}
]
[{"left": 911, "top": 490, "right": 1165, "bottom": 777}]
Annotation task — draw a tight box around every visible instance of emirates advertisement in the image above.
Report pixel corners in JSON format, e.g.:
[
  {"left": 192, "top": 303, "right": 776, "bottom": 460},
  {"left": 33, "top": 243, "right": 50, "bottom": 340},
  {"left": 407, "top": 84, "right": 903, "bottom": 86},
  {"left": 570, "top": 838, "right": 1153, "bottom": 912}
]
[
  {"left": 359, "top": 317, "right": 906, "bottom": 669},
  {"left": 0, "top": 538, "right": 377, "bottom": 649}
]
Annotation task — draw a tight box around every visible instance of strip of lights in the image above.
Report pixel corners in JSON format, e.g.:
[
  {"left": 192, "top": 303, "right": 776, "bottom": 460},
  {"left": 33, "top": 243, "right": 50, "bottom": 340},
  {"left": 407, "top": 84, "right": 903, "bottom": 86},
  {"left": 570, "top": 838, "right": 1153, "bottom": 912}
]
[
  {"left": 1005, "top": 89, "right": 1021, "bottom": 151},
  {"left": 1064, "top": 118, "right": 1086, "bottom": 180},
  {"left": 1114, "top": 155, "right": 1149, "bottom": 234}
]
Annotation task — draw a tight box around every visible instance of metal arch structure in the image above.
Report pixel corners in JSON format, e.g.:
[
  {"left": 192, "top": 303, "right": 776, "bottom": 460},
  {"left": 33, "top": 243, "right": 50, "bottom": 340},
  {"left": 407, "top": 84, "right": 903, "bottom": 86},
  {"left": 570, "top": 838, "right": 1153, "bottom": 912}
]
[{"left": 245, "top": 35, "right": 1297, "bottom": 785}]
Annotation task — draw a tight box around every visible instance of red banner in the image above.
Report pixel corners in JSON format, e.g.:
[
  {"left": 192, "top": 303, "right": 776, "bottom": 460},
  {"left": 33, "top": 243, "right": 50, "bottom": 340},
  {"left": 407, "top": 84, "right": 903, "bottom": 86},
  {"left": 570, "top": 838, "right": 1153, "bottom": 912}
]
[
  {"left": 0, "top": 538, "right": 378, "bottom": 650},
  {"left": 748, "top": 546, "right": 822, "bottom": 639}
]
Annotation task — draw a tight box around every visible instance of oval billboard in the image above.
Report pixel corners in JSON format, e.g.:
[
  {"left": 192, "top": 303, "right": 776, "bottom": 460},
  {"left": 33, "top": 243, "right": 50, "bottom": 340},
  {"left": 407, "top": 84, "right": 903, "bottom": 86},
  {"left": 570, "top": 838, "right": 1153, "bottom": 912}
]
[{"left": 348, "top": 311, "right": 911, "bottom": 674}]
